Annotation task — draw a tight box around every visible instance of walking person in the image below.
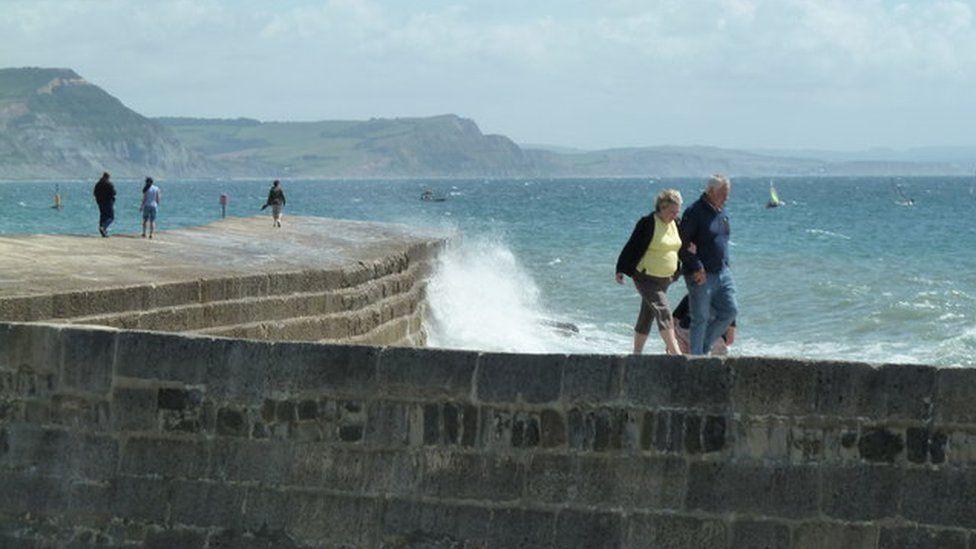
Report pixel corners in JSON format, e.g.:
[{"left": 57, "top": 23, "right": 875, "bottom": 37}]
[
  {"left": 262, "top": 180, "right": 286, "bottom": 228},
  {"left": 92, "top": 172, "right": 116, "bottom": 237},
  {"left": 678, "top": 174, "right": 739, "bottom": 355},
  {"left": 140, "top": 177, "right": 161, "bottom": 238},
  {"left": 615, "top": 189, "right": 684, "bottom": 355}
]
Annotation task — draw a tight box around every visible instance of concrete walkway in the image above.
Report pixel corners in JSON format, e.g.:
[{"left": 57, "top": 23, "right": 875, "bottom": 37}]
[{"left": 0, "top": 216, "right": 449, "bottom": 299}]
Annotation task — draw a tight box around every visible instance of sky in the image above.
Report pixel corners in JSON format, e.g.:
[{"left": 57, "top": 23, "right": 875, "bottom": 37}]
[{"left": 2, "top": 0, "right": 976, "bottom": 150}]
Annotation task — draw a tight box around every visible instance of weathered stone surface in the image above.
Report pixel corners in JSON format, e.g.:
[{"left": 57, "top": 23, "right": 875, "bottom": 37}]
[
  {"left": 902, "top": 468, "right": 976, "bottom": 529},
  {"left": 812, "top": 360, "right": 885, "bottom": 418},
  {"left": 936, "top": 367, "right": 976, "bottom": 424},
  {"left": 476, "top": 352, "right": 563, "bottom": 404},
  {"left": 626, "top": 512, "right": 729, "bottom": 548},
  {"left": 380, "top": 498, "right": 491, "bottom": 547},
  {"left": 687, "top": 462, "right": 820, "bottom": 519},
  {"left": 822, "top": 465, "right": 901, "bottom": 521},
  {"left": 377, "top": 347, "right": 477, "bottom": 399},
  {"left": 0, "top": 322, "right": 62, "bottom": 373},
  {"left": 111, "top": 386, "right": 157, "bottom": 431},
  {"left": 115, "top": 331, "right": 212, "bottom": 384},
  {"left": 563, "top": 354, "right": 622, "bottom": 403},
  {"left": 170, "top": 480, "right": 246, "bottom": 529},
  {"left": 879, "top": 526, "right": 967, "bottom": 549},
  {"left": 121, "top": 436, "right": 209, "bottom": 479},
  {"left": 793, "top": 522, "right": 879, "bottom": 549},
  {"left": 858, "top": 427, "right": 904, "bottom": 463},
  {"left": 420, "top": 451, "right": 523, "bottom": 502},
  {"left": 60, "top": 327, "right": 116, "bottom": 393},
  {"left": 731, "top": 519, "right": 791, "bottom": 549},
  {"left": 553, "top": 509, "right": 623, "bottom": 549},
  {"left": 729, "top": 357, "right": 817, "bottom": 416},
  {"left": 880, "top": 363, "right": 936, "bottom": 421},
  {"left": 624, "top": 355, "right": 731, "bottom": 410}
]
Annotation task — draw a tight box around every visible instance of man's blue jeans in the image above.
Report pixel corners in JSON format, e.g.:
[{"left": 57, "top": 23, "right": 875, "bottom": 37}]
[
  {"left": 686, "top": 268, "right": 738, "bottom": 355},
  {"left": 98, "top": 204, "right": 114, "bottom": 230}
]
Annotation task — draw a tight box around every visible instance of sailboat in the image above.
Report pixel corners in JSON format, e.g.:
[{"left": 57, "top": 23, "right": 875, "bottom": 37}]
[
  {"left": 893, "top": 181, "right": 914, "bottom": 207},
  {"left": 765, "top": 182, "right": 782, "bottom": 209}
]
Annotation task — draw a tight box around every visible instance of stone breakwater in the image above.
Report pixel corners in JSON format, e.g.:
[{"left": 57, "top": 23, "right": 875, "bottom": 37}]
[
  {"left": 0, "top": 217, "right": 447, "bottom": 346},
  {"left": 2, "top": 318, "right": 976, "bottom": 548},
  {"left": 3, "top": 217, "right": 976, "bottom": 548}
]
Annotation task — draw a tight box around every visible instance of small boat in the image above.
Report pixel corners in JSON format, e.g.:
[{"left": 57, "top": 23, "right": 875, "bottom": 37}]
[
  {"left": 765, "top": 183, "right": 782, "bottom": 209},
  {"left": 420, "top": 189, "right": 447, "bottom": 202},
  {"left": 893, "top": 182, "right": 914, "bottom": 207}
]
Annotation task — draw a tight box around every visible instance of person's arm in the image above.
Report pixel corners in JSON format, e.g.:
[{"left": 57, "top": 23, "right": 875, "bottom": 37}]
[
  {"left": 157, "top": 188, "right": 161, "bottom": 205},
  {"left": 678, "top": 208, "right": 705, "bottom": 284},
  {"left": 281, "top": 192, "right": 285, "bottom": 206},
  {"left": 615, "top": 217, "right": 647, "bottom": 283}
]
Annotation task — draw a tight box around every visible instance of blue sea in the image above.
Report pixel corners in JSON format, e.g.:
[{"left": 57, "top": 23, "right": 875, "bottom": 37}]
[{"left": 2, "top": 177, "right": 975, "bottom": 366}]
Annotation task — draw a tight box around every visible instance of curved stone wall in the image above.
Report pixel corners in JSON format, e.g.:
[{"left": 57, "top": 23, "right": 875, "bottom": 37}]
[
  {"left": 2, "top": 321, "right": 975, "bottom": 548},
  {"left": 0, "top": 217, "right": 445, "bottom": 347}
]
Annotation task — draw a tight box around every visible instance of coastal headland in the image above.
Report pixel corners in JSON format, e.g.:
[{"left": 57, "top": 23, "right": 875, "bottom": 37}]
[{"left": 2, "top": 217, "right": 976, "bottom": 547}]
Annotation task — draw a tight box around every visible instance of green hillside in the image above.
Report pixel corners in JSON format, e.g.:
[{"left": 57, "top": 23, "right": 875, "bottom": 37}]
[
  {"left": 0, "top": 67, "right": 218, "bottom": 179},
  {"left": 157, "top": 114, "right": 535, "bottom": 177}
]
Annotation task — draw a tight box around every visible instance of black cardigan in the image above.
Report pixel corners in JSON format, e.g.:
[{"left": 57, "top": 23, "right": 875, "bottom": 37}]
[{"left": 615, "top": 214, "right": 655, "bottom": 278}]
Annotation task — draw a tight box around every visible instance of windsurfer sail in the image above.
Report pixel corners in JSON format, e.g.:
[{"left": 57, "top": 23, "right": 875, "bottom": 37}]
[
  {"left": 893, "top": 182, "right": 914, "bottom": 206},
  {"left": 765, "top": 183, "right": 782, "bottom": 209}
]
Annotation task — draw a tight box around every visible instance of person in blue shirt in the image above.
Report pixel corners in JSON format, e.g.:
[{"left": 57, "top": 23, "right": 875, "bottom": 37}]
[{"left": 678, "top": 174, "right": 739, "bottom": 355}]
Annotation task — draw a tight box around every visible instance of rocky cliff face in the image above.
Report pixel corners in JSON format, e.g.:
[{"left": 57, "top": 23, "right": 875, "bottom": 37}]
[{"left": 0, "top": 67, "right": 217, "bottom": 179}]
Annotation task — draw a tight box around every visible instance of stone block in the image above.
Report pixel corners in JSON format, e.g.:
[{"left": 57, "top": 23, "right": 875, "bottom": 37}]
[
  {"left": 684, "top": 414, "right": 702, "bottom": 454},
  {"left": 0, "top": 425, "right": 118, "bottom": 480},
  {"left": 211, "top": 439, "right": 292, "bottom": 484},
  {"left": 703, "top": 415, "right": 727, "bottom": 453},
  {"left": 822, "top": 465, "right": 901, "bottom": 521},
  {"left": 216, "top": 407, "right": 248, "bottom": 437},
  {"left": 608, "top": 455, "right": 687, "bottom": 510},
  {"left": 207, "top": 339, "right": 271, "bottom": 401},
  {"left": 381, "top": 498, "right": 491, "bottom": 547},
  {"left": 879, "top": 527, "right": 967, "bottom": 549},
  {"left": 170, "top": 480, "right": 246, "bottom": 529},
  {"left": 115, "top": 331, "right": 212, "bottom": 385},
  {"left": 283, "top": 491, "right": 381, "bottom": 547},
  {"left": 105, "top": 476, "right": 169, "bottom": 523},
  {"left": 264, "top": 342, "right": 380, "bottom": 397},
  {"left": 936, "top": 367, "right": 976, "bottom": 424},
  {"left": 111, "top": 386, "right": 157, "bottom": 431},
  {"left": 624, "top": 355, "right": 731, "bottom": 411},
  {"left": 377, "top": 347, "right": 477, "bottom": 399},
  {"left": 486, "top": 507, "right": 555, "bottom": 548},
  {"left": 857, "top": 427, "right": 904, "bottom": 463},
  {"left": 731, "top": 519, "right": 791, "bottom": 549},
  {"left": 479, "top": 406, "right": 513, "bottom": 449},
  {"left": 539, "top": 409, "right": 565, "bottom": 447},
  {"left": 729, "top": 357, "right": 817, "bottom": 416},
  {"left": 552, "top": 509, "right": 623, "bottom": 549},
  {"left": 880, "top": 363, "right": 936, "bottom": 421},
  {"left": 421, "top": 451, "right": 523, "bottom": 502},
  {"left": 284, "top": 445, "right": 369, "bottom": 493},
  {"left": 0, "top": 471, "right": 69, "bottom": 515},
  {"left": 626, "top": 512, "right": 728, "bottom": 549},
  {"left": 60, "top": 327, "right": 116, "bottom": 394},
  {"left": 562, "top": 354, "right": 622, "bottom": 403},
  {"left": 365, "top": 400, "right": 410, "bottom": 447},
  {"left": 524, "top": 453, "right": 576, "bottom": 503},
  {"left": 511, "top": 412, "right": 540, "bottom": 448},
  {"left": 812, "top": 360, "right": 885, "bottom": 418},
  {"left": 687, "top": 462, "right": 819, "bottom": 519},
  {"left": 0, "top": 322, "right": 62, "bottom": 374},
  {"left": 144, "top": 528, "right": 208, "bottom": 549},
  {"left": 121, "top": 436, "right": 210, "bottom": 479},
  {"left": 475, "top": 352, "right": 563, "bottom": 404},
  {"left": 792, "top": 522, "right": 879, "bottom": 549},
  {"left": 422, "top": 403, "right": 440, "bottom": 445},
  {"left": 902, "top": 467, "right": 976, "bottom": 528}
]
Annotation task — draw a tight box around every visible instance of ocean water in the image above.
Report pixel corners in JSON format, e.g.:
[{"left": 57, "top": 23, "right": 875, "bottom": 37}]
[{"left": 2, "top": 176, "right": 975, "bottom": 366}]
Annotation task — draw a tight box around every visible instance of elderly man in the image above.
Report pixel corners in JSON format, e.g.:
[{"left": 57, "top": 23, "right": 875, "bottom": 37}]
[{"left": 678, "top": 174, "right": 739, "bottom": 355}]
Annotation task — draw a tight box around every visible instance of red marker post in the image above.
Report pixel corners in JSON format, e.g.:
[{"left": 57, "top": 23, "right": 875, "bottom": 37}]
[{"left": 219, "top": 193, "right": 228, "bottom": 218}]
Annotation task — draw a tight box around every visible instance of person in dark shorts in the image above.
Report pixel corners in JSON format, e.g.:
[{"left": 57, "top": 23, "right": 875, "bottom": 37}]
[
  {"left": 263, "top": 180, "right": 286, "bottom": 228},
  {"left": 615, "top": 189, "right": 684, "bottom": 354},
  {"left": 92, "top": 172, "right": 115, "bottom": 237},
  {"left": 672, "top": 294, "right": 736, "bottom": 355}
]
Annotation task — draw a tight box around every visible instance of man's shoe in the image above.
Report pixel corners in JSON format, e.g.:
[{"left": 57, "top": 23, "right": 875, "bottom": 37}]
[{"left": 99, "top": 227, "right": 107, "bottom": 237}]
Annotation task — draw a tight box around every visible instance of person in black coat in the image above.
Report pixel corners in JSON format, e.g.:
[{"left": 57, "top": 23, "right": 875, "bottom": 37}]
[{"left": 92, "top": 172, "right": 116, "bottom": 237}]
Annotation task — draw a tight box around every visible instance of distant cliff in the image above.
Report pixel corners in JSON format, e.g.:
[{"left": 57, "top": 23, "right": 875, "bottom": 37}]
[
  {"left": 1, "top": 67, "right": 973, "bottom": 180},
  {"left": 157, "top": 114, "right": 535, "bottom": 178},
  {"left": 0, "top": 67, "right": 218, "bottom": 179}
]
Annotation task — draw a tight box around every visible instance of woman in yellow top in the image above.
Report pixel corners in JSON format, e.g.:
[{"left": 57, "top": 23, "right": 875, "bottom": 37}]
[{"left": 615, "top": 189, "right": 683, "bottom": 354}]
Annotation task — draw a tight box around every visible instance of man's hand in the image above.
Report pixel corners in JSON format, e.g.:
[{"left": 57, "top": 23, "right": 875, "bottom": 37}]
[
  {"left": 615, "top": 272, "right": 625, "bottom": 285},
  {"left": 693, "top": 269, "right": 706, "bottom": 286},
  {"left": 725, "top": 326, "right": 736, "bottom": 346}
]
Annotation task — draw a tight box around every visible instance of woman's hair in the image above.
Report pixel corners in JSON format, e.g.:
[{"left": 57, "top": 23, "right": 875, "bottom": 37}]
[
  {"left": 98, "top": 172, "right": 110, "bottom": 184},
  {"left": 143, "top": 177, "right": 154, "bottom": 194},
  {"left": 272, "top": 180, "right": 280, "bottom": 187},
  {"left": 655, "top": 188, "right": 683, "bottom": 212}
]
